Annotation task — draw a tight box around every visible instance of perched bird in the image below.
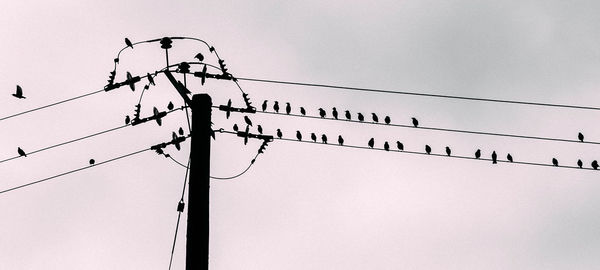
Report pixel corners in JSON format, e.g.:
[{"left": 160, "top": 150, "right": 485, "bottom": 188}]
[
  {"left": 273, "top": 101, "right": 280, "bottom": 113},
  {"left": 194, "top": 52, "right": 204, "bottom": 62},
  {"left": 425, "top": 145, "right": 431, "bottom": 154},
  {"left": 233, "top": 124, "right": 239, "bottom": 132},
  {"left": 89, "top": 159, "right": 95, "bottom": 165},
  {"left": 167, "top": 101, "right": 174, "bottom": 110},
  {"left": 338, "top": 135, "right": 344, "bottom": 145},
  {"left": 368, "top": 138, "right": 375, "bottom": 148},
  {"left": 475, "top": 149, "right": 481, "bottom": 159},
  {"left": 319, "top": 108, "right": 326, "bottom": 118},
  {"left": 552, "top": 158, "right": 558, "bottom": 167},
  {"left": 445, "top": 146, "right": 451, "bottom": 156},
  {"left": 412, "top": 117, "right": 419, "bottom": 127},
  {"left": 578, "top": 132, "right": 584, "bottom": 142},
  {"left": 257, "top": 125, "right": 263, "bottom": 134},
  {"left": 178, "top": 127, "right": 184, "bottom": 136},
  {"left": 491, "top": 151, "right": 497, "bottom": 164},
  {"left": 147, "top": 73, "right": 155, "bottom": 86},
  {"left": 592, "top": 160, "right": 599, "bottom": 170},
  {"left": 277, "top": 129, "right": 282, "bottom": 139},
  {"left": 358, "top": 113, "right": 365, "bottom": 122},
  {"left": 244, "top": 116, "right": 253, "bottom": 126},
  {"left": 13, "top": 85, "right": 26, "bottom": 99},
  {"left": 384, "top": 116, "right": 391, "bottom": 125},
  {"left": 262, "top": 100, "right": 268, "bottom": 112},
  {"left": 286, "top": 102, "right": 291, "bottom": 115},
  {"left": 396, "top": 141, "right": 404, "bottom": 151},
  {"left": 507, "top": 153, "right": 513, "bottom": 162},
  {"left": 577, "top": 159, "right": 583, "bottom": 168},
  {"left": 296, "top": 131, "right": 302, "bottom": 141},
  {"left": 17, "top": 147, "right": 26, "bottom": 157},
  {"left": 372, "top": 113, "right": 379, "bottom": 123},
  {"left": 321, "top": 134, "right": 328, "bottom": 144},
  {"left": 125, "top": 115, "right": 132, "bottom": 125},
  {"left": 384, "top": 141, "right": 390, "bottom": 151},
  {"left": 332, "top": 107, "right": 338, "bottom": 120},
  {"left": 300, "top": 107, "right": 306, "bottom": 116},
  {"left": 345, "top": 110, "right": 351, "bottom": 120},
  {"left": 311, "top": 133, "right": 317, "bottom": 142},
  {"left": 125, "top": 37, "right": 133, "bottom": 49}
]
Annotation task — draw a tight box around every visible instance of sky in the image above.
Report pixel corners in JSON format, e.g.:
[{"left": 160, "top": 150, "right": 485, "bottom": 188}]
[{"left": 1, "top": 0, "right": 600, "bottom": 269}]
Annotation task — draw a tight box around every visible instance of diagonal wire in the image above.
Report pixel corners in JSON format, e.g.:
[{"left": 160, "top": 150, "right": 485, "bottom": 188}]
[{"left": 168, "top": 154, "right": 191, "bottom": 270}]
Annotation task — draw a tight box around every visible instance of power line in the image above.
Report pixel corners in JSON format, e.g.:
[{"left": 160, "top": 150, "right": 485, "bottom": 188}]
[
  {"left": 210, "top": 152, "right": 260, "bottom": 180},
  {"left": 235, "top": 77, "right": 600, "bottom": 111},
  {"left": 168, "top": 154, "right": 190, "bottom": 270}
]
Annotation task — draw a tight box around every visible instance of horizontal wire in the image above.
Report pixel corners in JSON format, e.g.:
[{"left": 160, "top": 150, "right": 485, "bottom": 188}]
[{"left": 235, "top": 77, "right": 600, "bottom": 111}]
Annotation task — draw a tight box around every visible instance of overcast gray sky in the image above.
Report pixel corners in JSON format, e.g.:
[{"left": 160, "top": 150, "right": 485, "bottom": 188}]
[{"left": 2, "top": 1, "right": 600, "bottom": 269}]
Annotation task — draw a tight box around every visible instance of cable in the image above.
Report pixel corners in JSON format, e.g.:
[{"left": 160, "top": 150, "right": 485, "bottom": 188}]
[
  {"left": 0, "top": 147, "right": 151, "bottom": 195},
  {"left": 235, "top": 77, "right": 600, "bottom": 111},
  {"left": 210, "top": 152, "right": 260, "bottom": 180},
  {"left": 218, "top": 130, "right": 599, "bottom": 171},
  {"left": 168, "top": 154, "right": 191, "bottom": 270}
]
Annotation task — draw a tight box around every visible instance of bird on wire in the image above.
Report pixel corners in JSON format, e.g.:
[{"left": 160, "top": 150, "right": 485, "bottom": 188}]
[
  {"left": 257, "top": 125, "right": 263, "bottom": 134},
  {"left": 358, "top": 113, "right": 365, "bottom": 122},
  {"left": 233, "top": 124, "right": 239, "bottom": 132},
  {"left": 286, "top": 102, "right": 291, "bottom": 115},
  {"left": 396, "top": 141, "right": 404, "bottom": 151},
  {"left": 167, "top": 101, "right": 174, "bottom": 110},
  {"left": 552, "top": 158, "right": 559, "bottom": 167},
  {"left": 578, "top": 132, "right": 584, "bottom": 142},
  {"left": 507, "top": 153, "right": 513, "bottom": 162},
  {"left": 277, "top": 129, "right": 282, "bottom": 139},
  {"left": 244, "top": 116, "right": 253, "bottom": 126},
  {"left": 445, "top": 146, "right": 451, "bottom": 156},
  {"left": 384, "top": 141, "right": 390, "bottom": 151},
  {"left": 345, "top": 110, "right": 351, "bottom": 120},
  {"left": 384, "top": 116, "right": 391, "bottom": 124},
  {"left": 125, "top": 37, "right": 133, "bottom": 49},
  {"left": 475, "top": 149, "right": 481, "bottom": 159},
  {"left": 577, "top": 159, "right": 583, "bottom": 168},
  {"left": 425, "top": 145, "right": 431, "bottom": 154},
  {"left": 491, "top": 151, "right": 497, "bottom": 164},
  {"left": 300, "top": 107, "right": 306, "bottom": 116},
  {"left": 178, "top": 127, "right": 184, "bottom": 136},
  {"left": 311, "top": 133, "right": 317, "bottom": 142},
  {"left": 321, "top": 134, "right": 328, "bottom": 144},
  {"left": 338, "top": 135, "right": 344, "bottom": 146},
  {"left": 89, "top": 159, "right": 95, "bottom": 166},
  {"left": 368, "top": 138, "right": 375, "bottom": 148},
  {"left": 125, "top": 115, "right": 130, "bottom": 125},
  {"left": 262, "top": 100, "right": 267, "bottom": 112},
  {"left": 17, "top": 147, "right": 27, "bottom": 157},
  {"left": 273, "top": 101, "right": 280, "bottom": 113},
  {"left": 319, "top": 108, "right": 326, "bottom": 118},
  {"left": 412, "top": 117, "right": 419, "bottom": 127},
  {"left": 332, "top": 107, "right": 338, "bottom": 120},
  {"left": 13, "top": 85, "right": 26, "bottom": 99},
  {"left": 296, "top": 131, "right": 302, "bottom": 141},
  {"left": 194, "top": 52, "right": 204, "bottom": 62},
  {"left": 372, "top": 113, "right": 379, "bottom": 123},
  {"left": 592, "top": 160, "right": 598, "bottom": 170}
]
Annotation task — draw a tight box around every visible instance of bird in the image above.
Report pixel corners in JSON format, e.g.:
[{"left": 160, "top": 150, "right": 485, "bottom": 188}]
[
  {"left": 143, "top": 85, "right": 149, "bottom": 90},
  {"left": 244, "top": 116, "right": 252, "bottom": 126},
  {"left": 338, "top": 135, "right": 344, "bottom": 145},
  {"left": 125, "top": 37, "right": 133, "bottom": 49},
  {"left": 384, "top": 141, "right": 390, "bottom": 151},
  {"left": 17, "top": 147, "right": 26, "bottom": 157},
  {"left": 507, "top": 153, "right": 513, "bottom": 162},
  {"left": 425, "top": 145, "right": 431, "bottom": 154},
  {"left": 12, "top": 85, "right": 26, "bottom": 99},
  {"left": 332, "top": 107, "right": 338, "bottom": 120},
  {"left": 277, "top": 129, "right": 283, "bottom": 139},
  {"left": 257, "top": 125, "right": 263, "bottom": 134},
  {"left": 412, "top": 117, "right": 419, "bottom": 127},
  {"left": 311, "top": 133, "right": 317, "bottom": 142},
  {"left": 194, "top": 52, "right": 204, "bottom": 62},
  {"left": 552, "top": 158, "right": 558, "bottom": 167},
  {"left": 578, "top": 132, "right": 584, "bottom": 142},
  {"left": 233, "top": 124, "right": 239, "bottom": 132},
  {"left": 372, "top": 113, "right": 379, "bottom": 123},
  {"left": 296, "top": 131, "right": 302, "bottom": 141},
  {"left": 577, "top": 159, "right": 583, "bottom": 168},
  {"left": 475, "top": 149, "right": 481, "bottom": 159},
  {"left": 445, "top": 146, "right": 451, "bottom": 156},
  {"left": 592, "top": 160, "right": 599, "bottom": 170},
  {"left": 300, "top": 107, "right": 306, "bottom": 116},
  {"left": 396, "top": 141, "right": 404, "bottom": 151},
  {"left": 345, "top": 110, "right": 351, "bottom": 120},
  {"left": 147, "top": 73, "right": 155, "bottom": 86},
  {"left": 261, "top": 100, "right": 267, "bottom": 112},
  {"left": 384, "top": 116, "right": 391, "bottom": 124},
  {"left": 368, "top": 138, "right": 375, "bottom": 148},
  {"left": 89, "top": 159, "right": 95, "bottom": 165},
  {"left": 491, "top": 151, "right": 497, "bottom": 164},
  {"left": 167, "top": 101, "right": 174, "bottom": 110},
  {"left": 358, "top": 113, "right": 365, "bottom": 122},
  {"left": 321, "top": 134, "right": 328, "bottom": 144},
  {"left": 125, "top": 115, "right": 130, "bottom": 125},
  {"left": 273, "top": 101, "right": 280, "bottom": 113},
  {"left": 285, "top": 102, "right": 291, "bottom": 115},
  {"left": 319, "top": 108, "right": 326, "bottom": 118},
  {"left": 175, "top": 127, "right": 183, "bottom": 136},
  {"left": 126, "top": 72, "right": 135, "bottom": 91}
]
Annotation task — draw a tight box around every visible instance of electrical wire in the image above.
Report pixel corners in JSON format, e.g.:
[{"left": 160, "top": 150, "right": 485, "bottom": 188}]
[
  {"left": 210, "top": 152, "right": 260, "bottom": 180},
  {"left": 168, "top": 154, "right": 191, "bottom": 270},
  {"left": 235, "top": 77, "right": 600, "bottom": 111}
]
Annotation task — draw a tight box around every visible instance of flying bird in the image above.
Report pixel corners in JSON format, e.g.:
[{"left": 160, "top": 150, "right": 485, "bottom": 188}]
[
  {"left": 311, "top": 133, "right": 317, "bottom": 142},
  {"left": 89, "top": 159, "right": 95, "bottom": 165},
  {"left": 577, "top": 159, "right": 583, "bottom": 168},
  {"left": 233, "top": 124, "right": 239, "bottom": 132},
  {"left": 300, "top": 107, "right": 306, "bottom": 116},
  {"left": 338, "top": 135, "right": 344, "bottom": 145},
  {"left": 384, "top": 116, "right": 391, "bottom": 125},
  {"left": 194, "top": 52, "right": 204, "bottom": 62},
  {"left": 368, "top": 138, "right": 375, "bottom": 148},
  {"left": 475, "top": 149, "right": 481, "bottom": 159},
  {"left": 321, "top": 134, "right": 328, "bottom": 144},
  {"left": 578, "top": 132, "right": 584, "bottom": 142},
  {"left": 262, "top": 100, "right": 267, "bottom": 112},
  {"left": 491, "top": 151, "right": 497, "bottom": 164},
  {"left": 396, "top": 141, "right": 404, "bottom": 151},
  {"left": 257, "top": 125, "right": 263, "bottom": 134},
  {"left": 125, "top": 37, "right": 133, "bottom": 49},
  {"left": 167, "top": 101, "right": 174, "bottom": 110},
  {"left": 17, "top": 147, "right": 26, "bottom": 157},
  {"left": 384, "top": 141, "right": 390, "bottom": 151},
  {"left": 286, "top": 102, "right": 291, "bottom": 115},
  {"left": 507, "top": 153, "right": 513, "bottom": 162},
  {"left": 125, "top": 115, "right": 130, "bottom": 125},
  {"left": 552, "top": 158, "right": 558, "bottom": 167},
  {"left": 592, "top": 160, "right": 598, "bottom": 170},
  {"left": 319, "top": 108, "right": 326, "bottom": 118},
  {"left": 296, "top": 131, "right": 302, "bottom": 141},
  {"left": 345, "top": 110, "right": 351, "bottom": 120},
  {"left": 372, "top": 113, "right": 379, "bottom": 123},
  {"left": 244, "top": 116, "right": 253, "bottom": 126},
  {"left": 412, "top": 117, "right": 419, "bottom": 127},
  {"left": 445, "top": 146, "right": 451, "bottom": 156},
  {"left": 178, "top": 127, "right": 184, "bottom": 136},
  {"left": 332, "top": 108, "right": 338, "bottom": 120},
  {"left": 277, "top": 129, "right": 282, "bottom": 139},
  {"left": 13, "top": 85, "right": 25, "bottom": 99},
  {"left": 273, "top": 101, "right": 280, "bottom": 113},
  {"left": 147, "top": 73, "right": 155, "bottom": 86},
  {"left": 425, "top": 145, "right": 431, "bottom": 154},
  {"left": 358, "top": 113, "right": 364, "bottom": 122}
]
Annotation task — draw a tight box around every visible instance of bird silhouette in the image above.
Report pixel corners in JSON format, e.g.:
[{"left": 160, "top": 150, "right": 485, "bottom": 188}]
[
  {"left": 143, "top": 85, "right": 149, "bottom": 90},
  {"left": 396, "top": 141, "right": 404, "bottom": 151},
  {"left": 491, "top": 151, "right": 497, "bottom": 164},
  {"left": 507, "top": 153, "right": 513, "bottom": 162},
  {"left": 178, "top": 127, "right": 184, "bottom": 135},
  {"left": 368, "top": 138, "right": 375, "bottom": 148},
  {"left": 345, "top": 110, "right": 351, "bottom": 120},
  {"left": 425, "top": 145, "right": 431, "bottom": 154},
  {"left": 257, "top": 125, "right": 263, "bottom": 134},
  {"left": 126, "top": 72, "right": 135, "bottom": 91},
  {"left": 17, "top": 147, "right": 26, "bottom": 157},
  {"left": 384, "top": 141, "right": 390, "bottom": 151},
  {"left": 244, "top": 116, "right": 253, "bottom": 126},
  {"left": 194, "top": 52, "right": 204, "bottom": 62},
  {"left": 89, "top": 159, "right": 95, "bottom": 165},
  {"left": 277, "top": 129, "right": 282, "bottom": 139},
  {"left": 311, "top": 133, "right": 317, "bottom": 142},
  {"left": 445, "top": 146, "right": 451, "bottom": 156},
  {"left": 273, "top": 101, "right": 280, "bottom": 113},
  {"left": 125, "top": 115, "right": 131, "bottom": 125},
  {"left": 358, "top": 113, "right": 364, "bottom": 122},
  {"left": 300, "top": 107, "right": 306, "bottom": 116},
  {"left": 167, "top": 101, "right": 174, "bottom": 110},
  {"left": 319, "top": 108, "right": 326, "bottom": 118},
  {"left": 153, "top": 107, "right": 162, "bottom": 126},
  {"left": 338, "top": 135, "right": 344, "bottom": 145},
  {"left": 147, "top": 73, "right": 155, "bottom": 86},
  {"left": 372, "top": 113, "right": 379, "bottom": 123},
  {"left": 233, "top": 124, "right": 239, "bottom": 132},
  {"left": 552, "top": 158, "right": 558, "bottom": 166},
  {"left": 475, "top": 149, "right": 481, "bottom": 159},
  {"left": 125, "top": 38, "right": 133, "bottom": 49},
  {"left": 577, "top": 159, "right": 583, "bottom": 168},
  {"left": 332, "top": 107, "right": 338, "bottom": 119},
  {"left": 384, "top": 116, "right": 391, "bottom": 124},
  {"left": 321, "top": 134, "right": 328, "bottom": 144},
  {"left": 578, "top": 132, "right": 584, "bottom": 142},
  {"left": 286, "top": 102, "right": 291, "bottom": 115},
  {"left": 592, "top": 160, "right": 598, "bottom": 170},
  {"left": 13, "top": 85, "right": 26, "bottom": 99},
  {"left": 262, "top": 100, "right": 267, "bottom": 112},
  {"left": 296, "top": 131, "right": 302, "bottom": 141},
  {"left": 412, "top": 117, "right": 419, "bottom": 127}
]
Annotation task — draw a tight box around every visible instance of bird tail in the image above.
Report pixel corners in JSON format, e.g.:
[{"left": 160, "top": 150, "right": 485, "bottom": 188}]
[{"left": 493, "top": 160, "right": 497, "bottom": 164}]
